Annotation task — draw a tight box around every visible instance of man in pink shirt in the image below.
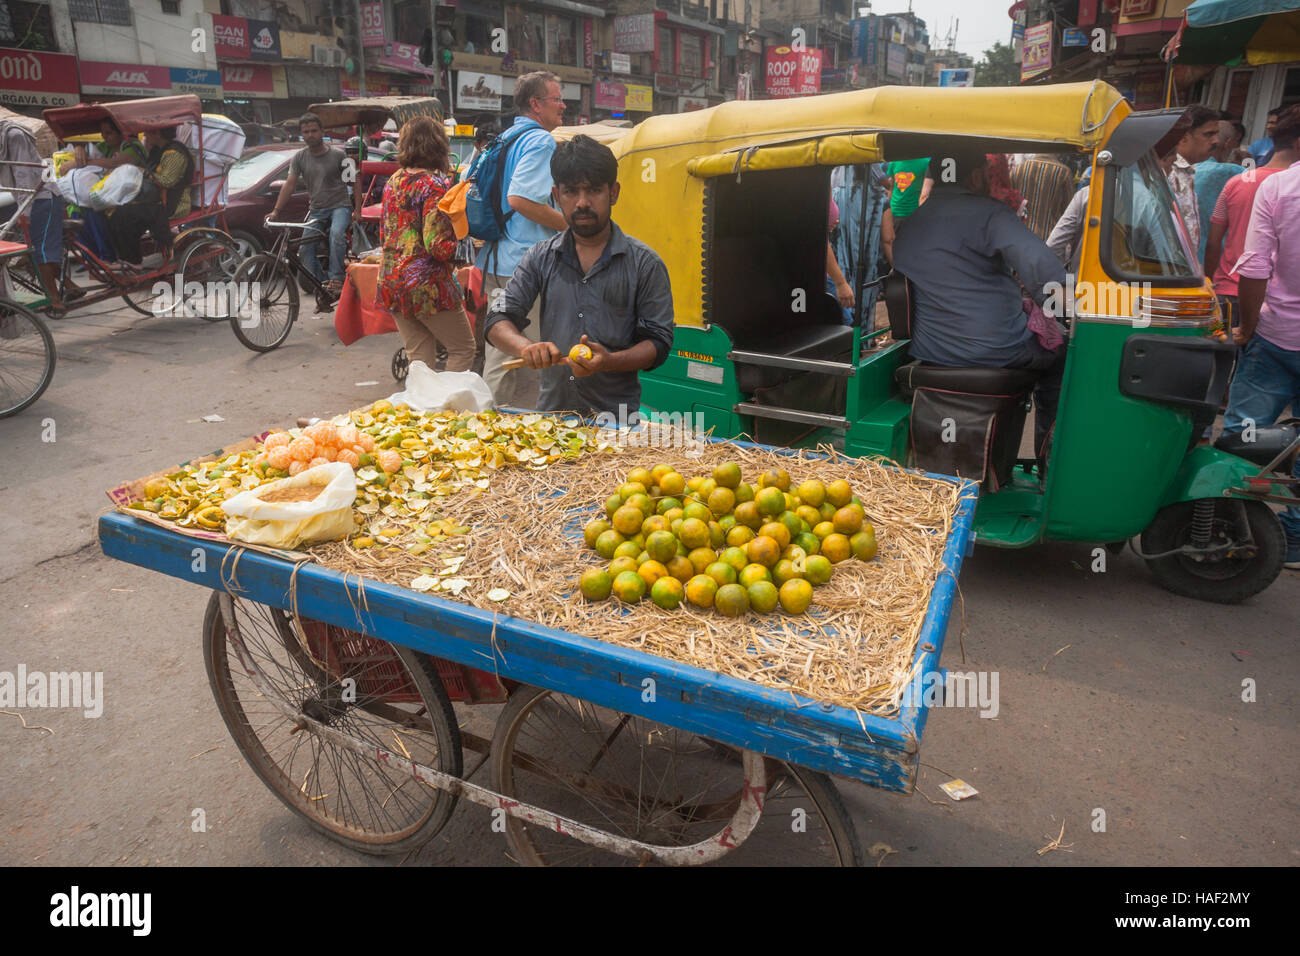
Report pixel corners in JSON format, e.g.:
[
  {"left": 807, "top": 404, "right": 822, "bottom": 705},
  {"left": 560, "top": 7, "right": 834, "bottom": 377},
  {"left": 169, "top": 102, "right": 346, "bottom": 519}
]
[
  {"left": 1220, "top": 104, "right": 1300, "bottom": 569},
  {"left": 1204, "top": 129, "right": 1296, "bottom": 327}
]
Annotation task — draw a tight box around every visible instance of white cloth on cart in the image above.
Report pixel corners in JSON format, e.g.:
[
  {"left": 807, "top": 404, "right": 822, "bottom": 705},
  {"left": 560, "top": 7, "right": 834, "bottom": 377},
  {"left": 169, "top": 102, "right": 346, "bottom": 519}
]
[
  {"left": 177, "top": 114, "right": 246, "bottom": 208},
  {"left": 57, "top": 165, "right": 108, "bottom": 207},
  {"left": 85, "top": 165, "right": 144, "bottom": 210}
]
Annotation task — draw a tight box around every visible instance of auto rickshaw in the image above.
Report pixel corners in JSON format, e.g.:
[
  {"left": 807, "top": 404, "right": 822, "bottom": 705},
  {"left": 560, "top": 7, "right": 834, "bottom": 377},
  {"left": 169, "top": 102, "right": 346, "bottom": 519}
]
[{"left": 609, "top": 81, "right": 1296, "bottom": 603}]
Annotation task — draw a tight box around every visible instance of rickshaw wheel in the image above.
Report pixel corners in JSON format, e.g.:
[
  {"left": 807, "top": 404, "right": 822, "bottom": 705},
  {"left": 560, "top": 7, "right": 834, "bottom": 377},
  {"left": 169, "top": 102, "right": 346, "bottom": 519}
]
[
  {"left": 0, "top": 299, "right": 56, "bottom": 419},
  {"left": 489, "top": 685, "right": 864, "bottom": 867},
  {"left": 1141, "top": 498, "right": 1285, "bottom": 604},
  {"left": 177, "top": 233, "right": 243, "bottom": 322},
  {"left": 229, "top": 253, "right": 298, "bottom": 352},
  {"left": 202, "top": 591, "right": 462, "bottom": 855}
]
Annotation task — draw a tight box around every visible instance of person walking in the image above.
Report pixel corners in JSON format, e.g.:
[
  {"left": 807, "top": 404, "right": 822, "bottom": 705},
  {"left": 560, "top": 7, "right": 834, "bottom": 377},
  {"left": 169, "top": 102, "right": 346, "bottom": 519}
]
[
  {"left": 1010, "top": 153, "right": 1074, "bottom": 240},
  {"left": 1162, "top": 106, "right": 1220, "bottom": 255},
  {"left": 377, "top": 116, "right": 475, "bottom": 374},
  {"left": 270, "top": 112, "right": 351, "bottom": 295},
  {"left": 1204, "top": 126, "right": 1295, "bottom": 328},
  {"left": 1194, "top": 118, "right": 1245, "bottom": 263},
  {"left": 1219, "top": 103, "right": 1300, "bottom": 570},
  {"left": 478, "top": 71, "right": 568, "bottom": 408},
  {"left": 1, "top": 118, "right": 71, "bottom": 315}
]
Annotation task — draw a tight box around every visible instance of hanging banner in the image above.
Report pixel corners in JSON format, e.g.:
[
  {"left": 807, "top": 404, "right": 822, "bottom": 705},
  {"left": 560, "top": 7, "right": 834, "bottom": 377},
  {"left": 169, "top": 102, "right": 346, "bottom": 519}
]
[
  {"left": 361, "top": 2, "right": 385, "bottom": 47},
  {"left": 169, "top": 67, "right": 223, "bottom": 99},
  {"left": 249, "top": 19, "right": 281, "bottom": 60},
  {"left": 610, "top": 51, "right": 631, "bottom": 73},
  {"left": 614, "top": 14, "right": 655, "bottom": 53},
  {"left": 595, "top": 80, "right": 625, "bottom": 109},
  {"left": 80, "top": 61, "right": 172, "bottom": 97},
  {"left": 381, "top": 41, "right": 437, "bottom": 75},
  {"left": 213, "top": 14, "right": 251, "bottom": 59},
  {"left": 583, "top": 18, "right": 594, "bottom": 68},
  {"left": 457, "top": 70, "right": 503, "bottom": 111},
  {"left": 624, "top": 84, "right": 653, "bottom": 111},
  {"left": 765, "top": 46, "right": 822, "bottom": 97},
  {"left": 0, "top": 48, "right": 79, "bottom": 107},
  {"left": 1021, "top": 23, "right": 1052, "bottom": 81}
]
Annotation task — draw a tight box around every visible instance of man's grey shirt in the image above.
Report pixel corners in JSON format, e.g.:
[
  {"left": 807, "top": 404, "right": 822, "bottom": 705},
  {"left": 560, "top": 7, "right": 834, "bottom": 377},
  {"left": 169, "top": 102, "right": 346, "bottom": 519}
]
[
  {"left": 483, "top": 222, "right": 675, "bottom": 416},
  {"left": 894, "top": 187, "right": 1066, "bottom": 367}
]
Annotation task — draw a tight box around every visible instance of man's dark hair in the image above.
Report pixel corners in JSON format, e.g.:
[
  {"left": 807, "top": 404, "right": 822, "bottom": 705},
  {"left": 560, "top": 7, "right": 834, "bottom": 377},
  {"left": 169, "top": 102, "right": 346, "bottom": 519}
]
[
  {"left": 99, "top": 117, "right": 122, "bottom": 135},
  {"left": 1183, "top": 105, "right": 1221, "bottom": 131},
  {"left": 1272, "top": 104, "right": 1300, "bottom": 151},
  {"left": 929, "top": 148, "right": 985, "bottom": 189},
  {"left": 551, "top": 134, "right": 618, "bottom": 188},
  {"left": 1268, "top": 106, "right": 1285, "bottom": 117},
  {"left": 475, "top": 122, "right": 497, "bottom": 145},
  {"left": 299, "top": 112, "right": 322, "bottom": 131},
  {"left": 1231, "top": 121, "right": 1246, "bottom": 142}
]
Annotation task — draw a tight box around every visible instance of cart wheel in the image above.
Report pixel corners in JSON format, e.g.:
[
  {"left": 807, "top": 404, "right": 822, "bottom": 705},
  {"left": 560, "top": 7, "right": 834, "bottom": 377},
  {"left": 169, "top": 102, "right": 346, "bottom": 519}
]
[
  {"left": 1141, "top": 498, "right": 1285, "bottom": 604},
  {"left": 0, "top": 298, "right": 56, "bottom": 419},
  {"left": 119, "top": 283, "right": 158, "bottom": 317},
  {"left": 178, "top": 233, "right": 242, "bottom": 322},
  {"left": 489, "top": 685, "right": 864, "bottom": 866},
  {"left": 229, "top": 253, "right": 298, "bottom": 352},
  {"left": 202, "top": 592, "right": 462, "bottom": 855},
  {"left": 392, "top": 347, "right": 409, "bottom": 384}
]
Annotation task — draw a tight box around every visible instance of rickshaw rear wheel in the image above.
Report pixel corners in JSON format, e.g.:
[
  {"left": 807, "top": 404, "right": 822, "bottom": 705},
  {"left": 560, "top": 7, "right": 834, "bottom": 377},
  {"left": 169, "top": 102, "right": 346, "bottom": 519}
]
[
  {"left": 1141, "top": 498, "right": 1284, "bottom": 604},
  {"left": 202, "top": 591, "right": 462, "bottom": 855},
  {"left": 229, "top": 253, "right": 298, "bottom": 351},
  {"left": 489, "top": 684, "right": 864, "bottom": 866}
]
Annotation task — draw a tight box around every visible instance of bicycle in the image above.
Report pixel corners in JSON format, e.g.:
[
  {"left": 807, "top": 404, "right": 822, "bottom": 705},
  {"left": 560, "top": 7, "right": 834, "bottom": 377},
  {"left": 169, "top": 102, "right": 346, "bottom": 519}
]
[
  {"left": 229, "top": 218, "right": 343, "bottom": 352},
  {"left": 0, "top": 293, "right": 56, "bottom": 419}
]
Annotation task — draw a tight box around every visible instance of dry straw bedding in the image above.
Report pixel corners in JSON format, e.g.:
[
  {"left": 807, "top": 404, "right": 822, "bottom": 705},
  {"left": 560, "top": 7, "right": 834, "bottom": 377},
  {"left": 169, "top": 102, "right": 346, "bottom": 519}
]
[{"left": 311, "top": 425, "right": 967, "bottom": 717}]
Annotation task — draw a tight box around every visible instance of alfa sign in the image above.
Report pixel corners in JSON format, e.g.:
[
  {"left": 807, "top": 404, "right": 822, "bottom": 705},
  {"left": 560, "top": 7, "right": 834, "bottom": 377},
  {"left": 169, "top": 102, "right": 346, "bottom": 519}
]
[
  {"left": 765, "top": 46, "right": 822, "bottom": 98},
  {"left": 0, "top": 48, "right": 78, "bottom": 107},
  {"left": 81, "top": 61, "right": 171, "bottom": 97}
]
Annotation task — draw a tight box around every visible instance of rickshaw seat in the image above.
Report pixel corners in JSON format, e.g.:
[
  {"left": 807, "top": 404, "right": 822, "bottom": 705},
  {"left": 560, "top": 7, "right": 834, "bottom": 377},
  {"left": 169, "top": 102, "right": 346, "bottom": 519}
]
[
  {"left": 1214, "top": 419, "right": 1299, "bottom": 468},
  {"left": 894, "top": 363, "right": 1041, "bottom": 397}
]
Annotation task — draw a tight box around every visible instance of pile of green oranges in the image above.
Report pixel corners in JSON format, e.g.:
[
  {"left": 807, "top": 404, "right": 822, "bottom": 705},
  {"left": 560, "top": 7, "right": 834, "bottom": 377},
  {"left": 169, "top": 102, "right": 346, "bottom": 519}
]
[{"left": 577, "top": 462, "right": 877, "bottom": 617}]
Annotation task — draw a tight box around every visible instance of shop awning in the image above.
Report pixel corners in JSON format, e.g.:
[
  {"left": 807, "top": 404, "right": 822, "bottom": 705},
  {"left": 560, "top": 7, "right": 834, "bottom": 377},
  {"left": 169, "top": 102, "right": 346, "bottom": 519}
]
[
  {"left": 686, "top": 133, "right": 883, "bottom": 178},
  {"left": 1167, "top": 0, "right": 1300, "bottom": 65}
]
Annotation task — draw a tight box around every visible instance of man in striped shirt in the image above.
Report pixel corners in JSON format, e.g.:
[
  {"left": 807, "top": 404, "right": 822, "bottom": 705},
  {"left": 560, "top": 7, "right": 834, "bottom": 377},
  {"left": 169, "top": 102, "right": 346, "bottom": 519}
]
[{"left": 1011, "top": 154, "right": 1074, "bottom": 241}]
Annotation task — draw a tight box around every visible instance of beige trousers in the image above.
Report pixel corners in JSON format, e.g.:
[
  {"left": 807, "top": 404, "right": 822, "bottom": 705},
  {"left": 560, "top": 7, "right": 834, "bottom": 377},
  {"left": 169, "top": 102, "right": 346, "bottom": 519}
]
[
  {"left": 393, "top": 306, "right": 476, "bottom": 373},
  {"left": 481, "top": 272, "right": 542, "bottom": 409}
]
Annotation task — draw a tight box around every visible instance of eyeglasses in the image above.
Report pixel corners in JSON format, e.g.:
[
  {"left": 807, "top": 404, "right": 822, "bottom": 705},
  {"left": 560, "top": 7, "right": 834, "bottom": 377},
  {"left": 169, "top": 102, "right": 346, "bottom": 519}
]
[{"left": 535, "top": 96, "right": 564, "bottom": 104}]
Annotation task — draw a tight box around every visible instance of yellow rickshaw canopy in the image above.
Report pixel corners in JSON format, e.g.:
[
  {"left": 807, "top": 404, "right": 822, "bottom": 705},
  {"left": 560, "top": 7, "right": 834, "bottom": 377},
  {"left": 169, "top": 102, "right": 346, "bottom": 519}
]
[{"left": 686, "top": 132, "right": 883, "bottom": 178}]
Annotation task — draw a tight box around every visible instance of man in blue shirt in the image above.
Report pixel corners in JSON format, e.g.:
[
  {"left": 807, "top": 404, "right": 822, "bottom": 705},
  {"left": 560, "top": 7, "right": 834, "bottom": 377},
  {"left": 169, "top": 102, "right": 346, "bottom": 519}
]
[
  {"left": 1247, "top": 107, "right": 1281, "bottom": 167},
  {"left": 1194, "top": 118, "right": 1244, "bottom": 263},
  {"left": 894, "top": 149, "right": 1067, "bottom": 452},
  {"left": 478, "top": 70, "right": 569, "bottom": 407}
]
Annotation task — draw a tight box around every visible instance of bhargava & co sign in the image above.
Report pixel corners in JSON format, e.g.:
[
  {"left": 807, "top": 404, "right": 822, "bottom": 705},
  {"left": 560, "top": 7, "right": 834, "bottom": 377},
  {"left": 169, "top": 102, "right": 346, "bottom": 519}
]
[
  {"left": 0, "top": 48, "right": 79, "bottom": 107},
  {"left": 765, "top": 46, "right": 822, "bottom": 98}
]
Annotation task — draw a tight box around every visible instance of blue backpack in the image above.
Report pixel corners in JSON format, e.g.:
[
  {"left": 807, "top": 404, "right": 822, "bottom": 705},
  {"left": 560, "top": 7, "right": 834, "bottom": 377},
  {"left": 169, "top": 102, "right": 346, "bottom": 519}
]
[{"left": 465, "top": 123, "right": 540, "bottom": 243}]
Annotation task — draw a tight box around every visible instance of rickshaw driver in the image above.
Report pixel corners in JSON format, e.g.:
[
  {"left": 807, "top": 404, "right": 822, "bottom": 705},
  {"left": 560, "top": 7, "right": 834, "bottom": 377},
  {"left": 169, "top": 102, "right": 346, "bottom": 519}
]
[
  {"left": 893, "top": 149, "right": 1068, "bottom": 454},
  {"left": 483, "top": 135, "right": 675, "bottom": 420}
]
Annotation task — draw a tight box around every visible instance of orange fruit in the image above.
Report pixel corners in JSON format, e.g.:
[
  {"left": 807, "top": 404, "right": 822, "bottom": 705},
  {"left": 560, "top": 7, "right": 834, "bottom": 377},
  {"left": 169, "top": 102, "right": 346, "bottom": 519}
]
[
  {"left": 667, "top": 555, "right": 696, "bottom": 583},
  {"left": 263, "top": 431, "right": 291, "bottom": 450},
  {"left": 804, "top": 554, "right": 833, "bottom": 585},
  {"left": 747, "top": 580, "right": 779, "bottom": 613},
  {"left": 755, "top": 486, "right": 786, "bottom": 517},
  {"left": 613, "top": 540, "right": 641, "bottom": 561},
  {"left": 813, "top": 521, "right": 835, "bottom": 540},
  {"left": 713, "top": 462, "right": 742, "bottom": 489},
  {"left": 796, "top": 505, "right": 822, "bottom": 528},
  {"left": 266, "top": 446, "right": 293, "bottom": 471},
  {"left": 797, "top": 479, "right": 826, "bottom": 507},
  {"left": 626, "top": 493, "right": 655, "bottom": 518},
  {"left": 818, "top": 502, "right": 837, "bottom": 521},
  {"left": 594, "top": 529, "right": 625, "bottom": 559},
  {"left": 821, "top": 533, "right": 851, "bottom": 564},
  {"left": 613, "top": 504, "right": 644, "bottom": 536},
  {"left": 850, "top": 529, "right": 877, "bottom": 561},
  {"left": 759, "top": 521, "right": 791, "bottom": 550},
  {"left": 706, "top": 562, "right": 738, "bottom": 587},
  {"left": 651, "top": 464, "right": 674, "bottom": 483},
  {"left": 779, "top": 511, "right": 804, "bottom": 538},
  {"left": 707, "top": 487, "right": 736, "bottom": 517},
  {"left": 627, "top": 467, "right": 655, "bottom": 489},
  {"left": 779, "top": 578, "right": 814, "bottom": 613},
  {"left": 579, "top": 569, "right": 612, "bottom": 601},
  {"left": 746, "top": 535, "right": 782, "bottom": 568},
  {"left": 619, "top": 481, "right": 647, "bottom": 499},
  {"left": 289, "top": 436, "right": 317, "bottom": 461},
  {"left": 826, "top": 479, "right": 853, "bottom": 508},
  {"left": 605, "top": 494, "right": 625, "bottom": 519},
  {"left": 781, "top": 545, "right": 808, "bottom": 566},
  {"left": 719, "top": 546, "right": 749, "bottom": 572},
  {"left": 659, "top": 471, "right": 685, "bottom": 496},
  {"left": 638, "top": 560, "right": 669, "bottom": 589},
  {"left": 685, "top": 574, "right": 718, "bottom": 609},
  {"left": 727, "top": 525, "right": 756, "bottom": 548},
  {"left": 336, "top": 448, "right": 359, "bottom": 469},
  {"left": 651, "top": 576, "right": 685, "bottom": 610},
  {"left": 794, "top": 532, "right": 821, "bottom": 555},
  {"left": 688, "top": 547, "right": 717, "bottom": 575},
  {"left": 772, "top": 559, "right": 800, "bottom": 586},
  {"left": 708, "top": 521, "right": 726, "bottom": 550},
  {"left": 733, "top": 501, "right": 763, "bottom": 530},
  {"left": 645, "top": 530, "right": 679, "bottom": 563},
  {"left": 738, "top": 563, "right": 771, "bottom": 588},
  {"left": 758, "top": 468, "right": 790, "bottom": 491},
  {"left": 657, "top": 497, "right": 682, "bottom": 516},
  {"left": 714, "top": 583, "right": 749, "bottom": 617},
  {"left": 613, "top": 571, "right": 647, "bottom": 604},
  {"left": 584, "top": 519, "right": 610, "bottom": 548},
  {"left": 608, "top": 556, "right": 639, "bottom": 578},
  {"left": 683, "top": 501, "right": 713, "bottom": 523},
  {"left": 833, "top": 506, "right": 864, "bottom": 536},
  {"left": 641, "top": 514, "right": 669, "bottom": 536},
  {"left": 678, "top": 517, "right": 711, "bottom": 549}
]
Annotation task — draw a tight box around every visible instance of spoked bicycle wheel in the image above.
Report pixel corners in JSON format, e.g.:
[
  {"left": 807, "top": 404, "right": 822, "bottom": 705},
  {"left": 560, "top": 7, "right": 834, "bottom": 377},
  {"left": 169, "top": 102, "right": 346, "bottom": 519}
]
[
  {"left": 177, "top": 232, "right": 243, "bottom": 322},
  {"left": 489, "top": 685, "right": 864, "bottom": 866},
  {"left": 0, "top": 298, "right": 56, "bottom": 419},
  {"left": 202, "top": 591, "right": 462, "bottom": 855},
  {"left": 229, "top": 253, "right": 298, "bottom": 351}
]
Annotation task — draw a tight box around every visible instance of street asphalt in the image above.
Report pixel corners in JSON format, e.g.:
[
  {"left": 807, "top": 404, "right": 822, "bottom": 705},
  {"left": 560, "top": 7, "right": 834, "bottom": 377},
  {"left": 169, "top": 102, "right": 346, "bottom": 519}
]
[{"left": 1, "top": 302, "right": 1296, "bottom": 866}]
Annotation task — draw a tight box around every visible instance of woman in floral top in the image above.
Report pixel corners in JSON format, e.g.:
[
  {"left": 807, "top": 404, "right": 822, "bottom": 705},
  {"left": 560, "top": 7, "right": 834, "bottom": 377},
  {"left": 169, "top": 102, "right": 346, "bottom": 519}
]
[{"left": 378, "top": 116, "right": 475, "bottom": 372}]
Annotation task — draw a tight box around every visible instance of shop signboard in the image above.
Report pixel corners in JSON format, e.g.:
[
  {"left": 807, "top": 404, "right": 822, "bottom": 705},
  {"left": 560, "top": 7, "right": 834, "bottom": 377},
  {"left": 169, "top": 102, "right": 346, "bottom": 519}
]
[
  {"left": 614, "top": 14, "right": 655, "bottom": 53},
  {"left": 0, "top": 48, "right": 78, "bottom": 107},
  {"left": 222, "top": 62, "right": 276, "bottom": 97},
  {"left": 169, "top": 67, "right": 223, "bottom": 99},
  {"left": 457, "top": 70, "right": 502, "bottom": 111},
  {"left": 249, "top": 19, "right": 281, "bottom": 60},
  {"left": 765, "top": 45, "right": 822, "bottom": 97},
  {"left": 361, "top": 2, "right": 385, "bottom": 47},
  {"left": 213, "top": 14, "right": 250, "bottom": 59},
  {"left": 1021, "top": 22, "right": 1052, "bottom": 81},
  {"left": 624, "top": 84, "right": 653, "bottom": 111},
  {"left": 595, "top": 80, "right": 625, "bottom": 109},
  {"left": 81, "top": 60, "right": 171, "bottom": 97}
]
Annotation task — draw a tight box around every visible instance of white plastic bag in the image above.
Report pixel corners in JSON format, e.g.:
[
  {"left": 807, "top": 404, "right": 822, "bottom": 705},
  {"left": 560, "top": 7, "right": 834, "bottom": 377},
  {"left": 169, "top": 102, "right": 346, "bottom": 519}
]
[
  {"left": 56, "top": 166, "right": 106, "bottom": 207},
  {"left": 85, "top": 165, "right": 143, "bottom": 210},
  {"left": 220, "top": 463, "right": 356, "bottom": 549},
  {"left": 387, "top": 360, "right": 494, "bottom": 413}
]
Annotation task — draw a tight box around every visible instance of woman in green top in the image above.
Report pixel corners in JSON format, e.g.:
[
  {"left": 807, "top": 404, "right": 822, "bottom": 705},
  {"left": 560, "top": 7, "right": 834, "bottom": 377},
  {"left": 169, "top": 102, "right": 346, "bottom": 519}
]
[{"left": 72, "top": 118, "right": 146, "bottom": 172}]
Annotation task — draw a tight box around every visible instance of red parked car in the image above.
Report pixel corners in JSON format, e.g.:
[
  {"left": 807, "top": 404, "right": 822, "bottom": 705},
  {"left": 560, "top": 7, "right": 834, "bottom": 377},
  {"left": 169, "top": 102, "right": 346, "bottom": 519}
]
[{"left": 224, "top": 143, "right": 310, "bottom": 259}]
